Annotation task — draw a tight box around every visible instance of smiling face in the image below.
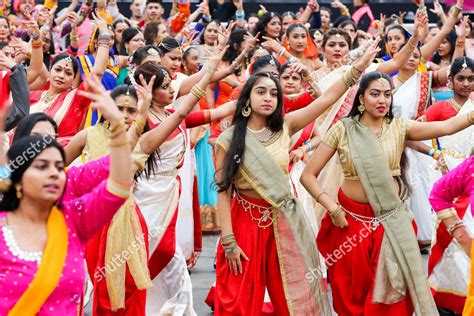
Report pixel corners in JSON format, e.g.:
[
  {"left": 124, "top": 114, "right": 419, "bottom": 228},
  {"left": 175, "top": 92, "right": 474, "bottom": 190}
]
[
  {"left": 359, "top": 78, "right": 393, "bottom": 119},
  {"left": 279, "top": 67, "right": 302, "bottom": 95},
  {"left": 451, "top": 68, "right": 474, "bottom": 99},
  {"left": 265, "top": 17, "right": 282, "bottom": 39},
  {"left": 249, "top": 76, "right": 279, "bottom": 118},
  {"left": 386, "top": 28, "right": 406, "bottom": 55},
  {"left": 20, "top": 147, "right": 66, "bottom": 205},
  {"left": 152, "top": 74, "right": 175, "bottom": 106},
  {"left": 161, "top": 49, "right": 182, "bottom": 78},
  {"left": 323, "top": 34, "right": 350, "bottom": 67},
  {"left": 288, "top": 26, "right": 307, "bottom": 54},
  {"left": 49, "top": 58, "right": 76, "bottom": 91}
]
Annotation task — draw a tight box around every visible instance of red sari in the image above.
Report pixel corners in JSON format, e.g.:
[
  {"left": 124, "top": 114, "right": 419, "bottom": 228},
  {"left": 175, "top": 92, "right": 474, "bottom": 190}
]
[{"left": 30, "top": 83, "right": 91, "bottom": 146}]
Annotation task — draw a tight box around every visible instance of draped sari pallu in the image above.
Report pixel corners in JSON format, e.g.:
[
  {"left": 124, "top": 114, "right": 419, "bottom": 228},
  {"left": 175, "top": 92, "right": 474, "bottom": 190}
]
[
  {"left": 340, "top": 117, "right": 438, "bottom": 315},
  {"left": 218, "top": 126, "right": 331, "bottom": 315}
]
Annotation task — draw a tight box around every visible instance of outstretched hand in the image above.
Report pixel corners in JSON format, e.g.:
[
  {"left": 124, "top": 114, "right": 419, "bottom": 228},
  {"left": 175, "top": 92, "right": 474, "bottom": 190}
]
[{"left": 354, "top": 36, "right": 381, "bottom": 71}]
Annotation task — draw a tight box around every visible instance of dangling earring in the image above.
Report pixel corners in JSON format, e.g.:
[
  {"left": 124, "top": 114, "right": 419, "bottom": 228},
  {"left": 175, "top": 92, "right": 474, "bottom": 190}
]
[
  {"left": 242, "top": 100, "right": 251, "bottom": 117},
  {"left": 15, "top": 185, "right": 23, "bottom": 199},
  {"left": 358, "top": 102, "right": 365, "bottom": 113},
  {"left": 446, "top": 80, "right": 453, "bottom": 90}
]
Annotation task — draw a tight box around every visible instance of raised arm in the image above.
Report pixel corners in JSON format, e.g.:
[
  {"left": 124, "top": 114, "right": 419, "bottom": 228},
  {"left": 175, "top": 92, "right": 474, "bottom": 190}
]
[
  {"left": 139, "top": 48, "right": 227, "bottom": 155},
  {"left": 0, "top": 54, "right": 29, "bottom": 131},
  {"left": 377, "top": 11, "right": 427, "bottom": 75},
  {"left": 285, "top": 38, "right": 381, "bottom": 136},
  {"left": 89, "top": 11, "right": 112, "bottom": 79},
  {"left": 78, "top": 74, "right": 132, "bottom": 189},
  {"left": 407, "top": 111, "right": 473, "bottom": 141},
  {"left": 420, "top": 0, "right": 463, "bottom": 59}
]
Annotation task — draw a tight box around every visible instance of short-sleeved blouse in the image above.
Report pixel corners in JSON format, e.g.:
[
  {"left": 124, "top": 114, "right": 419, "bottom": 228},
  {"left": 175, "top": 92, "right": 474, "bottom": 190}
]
[
  {"left": 322, "top": 117, "right": 415, "bottom": 180},
  {"left": 216, "top": 125, "right": 291, "bottom": 190}
]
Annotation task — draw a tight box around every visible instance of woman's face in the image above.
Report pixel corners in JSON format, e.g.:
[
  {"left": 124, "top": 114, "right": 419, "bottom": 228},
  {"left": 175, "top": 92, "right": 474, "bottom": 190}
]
[
  {"left": 153, "top": 75, "right": 175, "bottom": 106},
  {"left": 155, "top": 23, "right": 169, "bottom": 44},
  {"left": 30, "top": 121, "right": 56, "bottom": 138},
  {"left": 288, "top": 27, "right": 307, "bottom": 54},
  {"left": 437, "top": 39, "right": 451, "bottom": 57},
  {"left": 19, "top": 0, "right": 32, "bottom": 15},
  {"left": 204, "top": 22, "right": 219, "bottom": 45},
  {"left": 249, "top": 77, "right": 279, "bottom": 117},
  {"left": 451, "top": 68, "right": 474, "bottom": 98},
  {"left": 142, "top": 54, "right": 161, "bottom": 65},
  {"left": 360, "top": 79, "right": 392, "bottom": 119},
  {"left": 323, "top": 35, "right": 350, "bottom": 67},
  {"left": 320, "top": 10, "right": 330, "bottom": 27},
  {"left": 20, "top": 147, "right": 66, "bottom": 205},
  {"left": 342, "top": 24, "right": 356, "bottom": 40},
  {"left": 265, "top": 17, "right": 281, "bottom": 39},
  {"left": 161, "top": 49, "right": 182, "bottom": 78},
  {"left": 425, "top": 27, "right": 439, "bottom": 43},
  {"left": 0, "top": 18, "right": 10, "bottom": 40},
  {"left": 49, "top": 58, "right": 76, "bottom": 91},
  {"left": 247, "top": 16, "right": 259, "bottom": 33},
  {"left": 184, "top": 48, "right": 200, "bottom": 74},
  {"left": 386, "top": 28, "right": 406, "bottom": 54},
  {"left": 114, "top": 22, "right": 128, "bottom": 45},
  {"left": 280, "top": 67, "right": 302, "bottom": 95},
  {"left": 125, "top": 32, "right": 145, "bottom": 55},
  {"left": 115, "top": 94, "right": 138, "bottom": 127},
  {"left": 400, "top": 49, "right": 420, "bottom": 72},
  {"left": 41, "top": 31, "right": 52, "bottom": 54},
  {"left": 282, "top": 15, "right": 294, "bottom": 34}
]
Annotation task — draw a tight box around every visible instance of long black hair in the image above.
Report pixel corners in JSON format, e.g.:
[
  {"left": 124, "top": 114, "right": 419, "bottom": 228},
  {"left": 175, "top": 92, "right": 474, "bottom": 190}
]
[
  {"left": 0, "top": 136, "right": 65, "bottom": 211},
  {"left": 253, "top": 12, "right": 282, "bottom": 42},
  {"left": 12, "top": 113, "right": 58, "bottom": 143},
  {"left": 222, "top": 29, "right": 247, "bottom": 76},
  {"left": 432, "top": 29, "right": 457, "bottom": 65},
  {"left": 216, "top": 73, "right": 284, "bottom": 192},
  {"left": 347, "top": 72, "right": 411, "bottom": 193},
  {"left": 119, "top": 27, "right": 142, "bottom": 55},
  {"left": 133, "top": 61, "right": 171, "bottom": 179}
]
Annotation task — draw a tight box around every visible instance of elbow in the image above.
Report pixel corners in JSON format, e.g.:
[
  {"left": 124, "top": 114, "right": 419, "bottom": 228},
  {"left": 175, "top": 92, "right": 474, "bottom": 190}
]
[{"left": 299, "top": 168, "right": 314, "bottom": 190}]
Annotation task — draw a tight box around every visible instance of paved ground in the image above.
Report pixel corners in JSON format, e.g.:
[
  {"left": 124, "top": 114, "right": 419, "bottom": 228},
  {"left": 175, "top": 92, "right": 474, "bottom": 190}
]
[{"left": 190, "top": 234, "right": 218, "bottom": 316}]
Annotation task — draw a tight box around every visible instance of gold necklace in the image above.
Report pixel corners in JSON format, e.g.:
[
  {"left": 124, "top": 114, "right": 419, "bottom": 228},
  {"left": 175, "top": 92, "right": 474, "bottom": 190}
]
[
  {"left": 39, "top": 91, "right": 60, "bottom": 108},
  {"left": 247, "top": 126, "right": 273, "bottom": 143},
  {"left": 449, "top": 98, "right": 463, "bottom": 112},
  {"left": 149, "top": 108, "right": 168, "bottom": 122}
]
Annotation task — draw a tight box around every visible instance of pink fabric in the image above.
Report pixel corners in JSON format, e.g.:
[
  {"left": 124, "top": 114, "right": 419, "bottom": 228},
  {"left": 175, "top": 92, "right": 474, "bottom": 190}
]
[
  {"left": 444, "top": 0, "right": 474, "bottom": 10},
  {"left": 429, "top": 156, "right": 474, "bottom": 214},
  {"left": 0, "top": 158, "right": 125, "bottom": 315}
]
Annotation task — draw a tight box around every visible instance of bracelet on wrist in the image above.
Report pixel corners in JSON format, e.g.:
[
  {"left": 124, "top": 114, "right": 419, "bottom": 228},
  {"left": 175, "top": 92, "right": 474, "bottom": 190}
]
[
  {"left": 428, "top": 148, "right": 435, "bottom": 157},
  {"left": 329, "top": 205, "right": 343, "bottom": 218},
  {"left": 304, "top": 140, "right": 313, "bottom": 152},
  {"left": 467, "top": 111, "right": 474, "bottom": 124}
]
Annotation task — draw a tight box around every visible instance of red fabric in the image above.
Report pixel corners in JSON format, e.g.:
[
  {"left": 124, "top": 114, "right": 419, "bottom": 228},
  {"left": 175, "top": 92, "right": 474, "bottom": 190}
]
[
  {"left": 148, "top": 197, "right": 179, "bottom": 280},
  {"left": 283, "top": 92, "right": 314, "bottom": 114},
  {"left": 317, "top": 189, "right": 415, "bottom": 316},
  {"left": 214, "top": 194, "right": 290, "bottom": 316},
  {"left": 192, "top": 175, "right": 202, "bottom": 252},
  {"left": 424, "top": 100, "right": 458, "bottom": 122},
  {"left": 427, "top": 194, "right": 469, "bottom": 314},
  {"left": 85, "top": 204, "right": 149, "bottom": 316},
  {"left": 0, "top": 71, "right": 10, "bottom": 109},
  {"left": 185, "top": 110, "right": 211, "bottom": 128},
  {"left": 169, "top": 3, "right": 190, "bottom": 33},
  {"left": 30, "top": 82, "right": 92, "bottom": 146}
]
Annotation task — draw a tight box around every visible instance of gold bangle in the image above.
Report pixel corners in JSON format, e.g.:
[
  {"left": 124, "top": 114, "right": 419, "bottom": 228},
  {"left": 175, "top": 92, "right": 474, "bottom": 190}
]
[
  {"left": 192, "top": 85, "right": 206, "bottom": 97},
  {"left": 109, "top": 124, "right": 127, "bottom": 139},
  {"left": 109, "top": 136, "right": 129, "bottom": 147},
  {"left": 0, "top": 178, "right": 12, "bottom": 192},
  {"left": 329, "top": 205, "right": 343, "bottom": 218},
  {"left": 316, "top": 191, "right": 328, "bottom": 203},
  {"left": 450, "top": 5, "right": 462, "bottom": 18},
  {"left": 134, "top": 118, "right": 146, "bottom": 128}
]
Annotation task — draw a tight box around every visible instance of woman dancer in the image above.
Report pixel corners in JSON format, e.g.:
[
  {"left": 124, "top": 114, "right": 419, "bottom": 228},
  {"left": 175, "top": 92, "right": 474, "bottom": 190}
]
[
  {"left": 301, "top": 71, "right": 474, "bottom": 315},
  {"left": 429, "top": 155, "right": 474, "bottom": 316},
  {"left": 213, "top": 39, "right": 379, "bottom": 315},
  {"left": 421, "top": 57, "right": 474, "bottom": 315},
  {"left": 0, "top": 76, "right": 132, "bottom": 314}
]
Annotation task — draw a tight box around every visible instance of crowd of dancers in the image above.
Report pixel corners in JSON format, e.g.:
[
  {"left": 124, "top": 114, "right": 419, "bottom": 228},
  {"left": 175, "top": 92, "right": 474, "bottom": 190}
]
[{"left": 0, "top": 0, "right": 473, "bottom": 315}]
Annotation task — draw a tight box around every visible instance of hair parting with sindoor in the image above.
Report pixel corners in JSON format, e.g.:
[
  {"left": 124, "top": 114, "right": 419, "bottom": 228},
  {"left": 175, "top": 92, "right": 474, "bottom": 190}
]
[{"left": 216, "top": 73, "right": 284, "bottom": 192}]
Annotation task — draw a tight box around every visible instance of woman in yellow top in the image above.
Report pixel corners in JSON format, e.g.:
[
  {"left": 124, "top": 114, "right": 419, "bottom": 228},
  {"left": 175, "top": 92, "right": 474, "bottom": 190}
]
[{"left": 301, "top": 71, "right": 474, "bottom": 315}]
